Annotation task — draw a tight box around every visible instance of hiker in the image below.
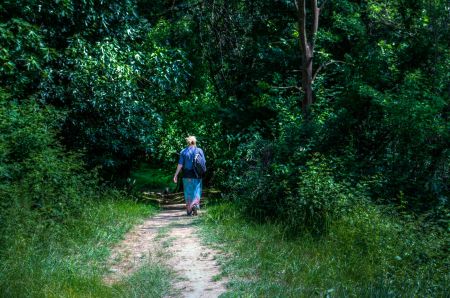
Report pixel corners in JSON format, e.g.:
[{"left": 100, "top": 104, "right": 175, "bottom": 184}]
[{"left": 173, "top": 136, "right": 206, "bottom": 216}]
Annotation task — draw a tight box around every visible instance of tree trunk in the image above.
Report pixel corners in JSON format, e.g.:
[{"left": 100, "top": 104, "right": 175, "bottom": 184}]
[
  {"left": 302, "top": 48, "right": 314, "bottom": 111},
  {"left": 294, "top": 0, "right": 323, "bottom": 113}
]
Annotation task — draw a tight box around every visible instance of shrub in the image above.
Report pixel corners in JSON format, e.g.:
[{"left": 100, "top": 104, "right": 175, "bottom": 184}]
[
  {"left": 226, "top": 136, "right": 281, "bottom": 221},
  {"left": 284, "top": 156, "right": 367, "bottom": 234},
  {"left": 0, "top": 100, "right": 100, "bottom": 243},
  {"left": 226, "top": 135, "right": 367, "bottom": 234}
]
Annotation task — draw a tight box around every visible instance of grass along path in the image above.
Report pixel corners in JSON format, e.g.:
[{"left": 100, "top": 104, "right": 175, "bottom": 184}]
[
  {"left": 104, "top": 203, "right": 228, "bottom": 297},
  {"left": 199, "top": 203, "right": 449, "bottom": 297},
  {"left": 0, "top": 197, "right": 173, "bottom": 297}
]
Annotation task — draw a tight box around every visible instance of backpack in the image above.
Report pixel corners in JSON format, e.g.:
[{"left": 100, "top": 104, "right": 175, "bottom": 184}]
[{"left": 193, "top": 148, "right": 206, "bottom": 178}]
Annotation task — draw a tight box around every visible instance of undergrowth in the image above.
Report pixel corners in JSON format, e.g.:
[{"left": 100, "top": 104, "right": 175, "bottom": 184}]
[
  {"left": 130, "top": 163, "right": 173, "bottom": 191},
  {"left": 200, "top": 202, "right": 449, "bottom": 297}
]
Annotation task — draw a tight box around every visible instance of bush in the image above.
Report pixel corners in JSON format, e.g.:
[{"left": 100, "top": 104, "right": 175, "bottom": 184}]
[
  {"left": 310, "top": 75, "right": 449, "bottom": 211},
  {"left": 226, "top": 136, "right": 282, "bottom": 221},
  {"left": 0, "top": 100, "right": 100, "bottom": 243},
  {"left": 284, "top": 156, "right": 368, "bottom": 234},
  {"left": 226, "top": 135, "right": 368, "bottom": 234}
]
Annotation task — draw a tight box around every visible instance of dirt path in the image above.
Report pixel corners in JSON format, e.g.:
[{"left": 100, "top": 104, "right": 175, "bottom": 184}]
[{"left": 103, "top": 203, "right": 227, "bottom": 297}]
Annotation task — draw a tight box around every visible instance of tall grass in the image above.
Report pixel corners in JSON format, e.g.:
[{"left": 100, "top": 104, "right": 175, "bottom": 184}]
[
  {"left": 0, "top": 193, "right": 173, "bottom": 298},
  {"left": 200, "top": 202, "right": 448, "bottom": 297}
]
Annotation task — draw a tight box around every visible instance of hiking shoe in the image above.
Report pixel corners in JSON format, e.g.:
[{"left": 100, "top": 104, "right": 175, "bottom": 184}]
[{"left": 192, "top": 205, "right": 198, "bottom": 216}]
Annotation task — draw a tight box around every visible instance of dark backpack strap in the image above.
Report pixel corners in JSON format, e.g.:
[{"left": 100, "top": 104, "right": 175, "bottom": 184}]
[
  {"left": 193, "top": 147, "right": 199, "bottom": 178},
  {"left": 192, "top": 147, "right": 197, "bottom": 164}
]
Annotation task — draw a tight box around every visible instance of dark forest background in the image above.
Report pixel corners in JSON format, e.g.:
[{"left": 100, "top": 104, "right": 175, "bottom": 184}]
[{"left": 0, "top": 0, "right": 448, "bottom": 296}]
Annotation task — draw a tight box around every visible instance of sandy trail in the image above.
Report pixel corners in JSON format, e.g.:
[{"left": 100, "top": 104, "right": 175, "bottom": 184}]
[{"left": 103, "top": 204, "right": 227, "bottom": 297}]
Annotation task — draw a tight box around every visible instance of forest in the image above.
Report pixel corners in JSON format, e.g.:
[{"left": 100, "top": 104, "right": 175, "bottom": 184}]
[{"left": 0, "top": 0, "right": 448, "bottom": 297}]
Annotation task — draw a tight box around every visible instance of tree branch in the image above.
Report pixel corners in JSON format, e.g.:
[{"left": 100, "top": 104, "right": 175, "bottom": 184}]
[
  {"left": 294, "top": 0, "right": 308, "bottom": 54},
  {"left": 319, "top": 0, "right": 329, "bottom": 10},
  {"left": 312, "top": 59, "right": 347, "bottom": 83},
  {"left": 310, "top": 0, "right": 320, "bottom": 51}
]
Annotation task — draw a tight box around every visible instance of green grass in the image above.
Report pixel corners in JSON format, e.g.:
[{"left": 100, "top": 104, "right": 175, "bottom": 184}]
[
  {"left": 111, "top": 265, "right": 173, "bottom": 298},
  {"left": 200, "top": 202, "right": 448, "bottom": 297},
  {"left": 0, "top": 194, "right": 173, "bottom": 298},
  {"left": 130, "top": 163, "right": 173, "bottom": 191}
]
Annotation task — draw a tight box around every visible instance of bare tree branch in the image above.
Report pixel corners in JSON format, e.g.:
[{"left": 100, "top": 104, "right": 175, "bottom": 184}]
[
  {"left": 312, "top": 59, "right": 347, "bottom": 83},
  {"left": 319, "top": 0, "right": 330, "bottom": 10}
]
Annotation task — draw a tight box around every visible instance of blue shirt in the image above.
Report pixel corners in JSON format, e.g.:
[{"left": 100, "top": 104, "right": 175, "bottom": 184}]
[{"left": 178, "top": 146, "right": 205, "bottom": 178}]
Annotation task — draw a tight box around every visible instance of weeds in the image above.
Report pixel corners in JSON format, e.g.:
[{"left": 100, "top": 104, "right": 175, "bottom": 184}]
[{"left": 200, "top": 203, "right": 449, "bottom": 297}]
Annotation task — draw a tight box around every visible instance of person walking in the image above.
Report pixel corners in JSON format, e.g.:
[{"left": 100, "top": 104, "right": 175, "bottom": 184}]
[{"left": 173, "top": 136, "right": 206, "bottom": 216}]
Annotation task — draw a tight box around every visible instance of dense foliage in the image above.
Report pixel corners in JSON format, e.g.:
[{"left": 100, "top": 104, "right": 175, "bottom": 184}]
[
  {"left": 0, "top": 99, "right": 97, "bottom": 227},
  {"left": 1, "top": 0, "right": 191, "bottom": 179},
  {"left": 197, "top": 0, "right": 450, "bottom": 220},
  {"left": 0, "top": 0, "right": 448, "bottom": 296}
]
